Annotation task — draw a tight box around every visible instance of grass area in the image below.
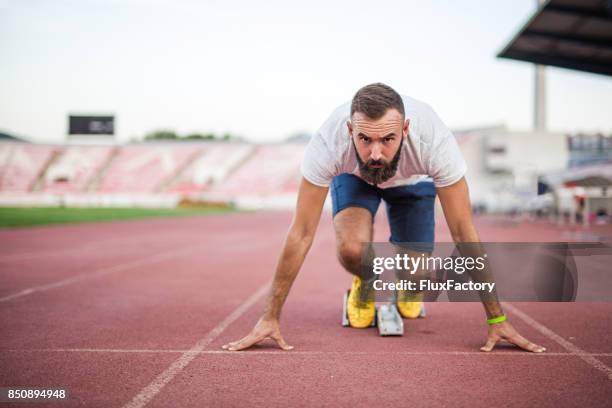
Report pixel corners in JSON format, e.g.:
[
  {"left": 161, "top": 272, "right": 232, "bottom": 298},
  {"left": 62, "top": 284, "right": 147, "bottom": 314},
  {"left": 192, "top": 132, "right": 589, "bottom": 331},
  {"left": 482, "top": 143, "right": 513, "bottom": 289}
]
[{"left": 0, "top": 206, "right": 235, "bottom": 228}]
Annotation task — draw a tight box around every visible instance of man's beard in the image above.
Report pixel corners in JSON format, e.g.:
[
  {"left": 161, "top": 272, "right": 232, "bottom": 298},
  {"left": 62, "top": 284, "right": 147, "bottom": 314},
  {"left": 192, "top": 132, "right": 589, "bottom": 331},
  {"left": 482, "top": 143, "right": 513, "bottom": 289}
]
[{"left": 352, "top": 138, "right": 402, "bottom": 186}]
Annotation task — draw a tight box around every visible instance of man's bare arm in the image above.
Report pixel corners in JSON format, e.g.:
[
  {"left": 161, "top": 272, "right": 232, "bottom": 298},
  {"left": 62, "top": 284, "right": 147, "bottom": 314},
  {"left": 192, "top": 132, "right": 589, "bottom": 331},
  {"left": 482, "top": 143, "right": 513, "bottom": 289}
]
[
  {"left": 437, "top": 177, "right": 545, "bottom": 353},
  {"left": 436, "top": 177, "right": 503, "bottom": 318},
  {"left": 222, "top": 177, "right": 328, "bottom": 351},
  {"left": 263, "top": 178, "right": 329, "bottom": 320}
]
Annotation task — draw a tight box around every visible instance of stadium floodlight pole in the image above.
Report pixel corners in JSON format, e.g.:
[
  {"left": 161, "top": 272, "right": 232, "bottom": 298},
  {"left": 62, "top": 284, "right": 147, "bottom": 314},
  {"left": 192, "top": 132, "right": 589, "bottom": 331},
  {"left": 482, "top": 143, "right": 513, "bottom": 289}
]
[{"left": 534, "top": 0, "right": 547, "bottom": 133}]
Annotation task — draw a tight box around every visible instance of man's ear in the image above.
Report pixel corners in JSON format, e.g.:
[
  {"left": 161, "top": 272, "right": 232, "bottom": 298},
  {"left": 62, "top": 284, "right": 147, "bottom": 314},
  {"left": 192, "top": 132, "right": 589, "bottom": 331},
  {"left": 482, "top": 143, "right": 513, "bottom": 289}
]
[
  {"left": 346, "top": 120, "right": 353, "bottom": 138},
  {"left": 403, "top": 119, "right": 410, "bottom": 139}
]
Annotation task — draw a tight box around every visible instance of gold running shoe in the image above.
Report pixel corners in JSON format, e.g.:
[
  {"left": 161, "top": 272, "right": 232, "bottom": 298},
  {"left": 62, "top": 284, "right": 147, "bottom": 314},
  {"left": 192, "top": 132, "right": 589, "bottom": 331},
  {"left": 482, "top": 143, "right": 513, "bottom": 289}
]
[
  {"left": 396, "top": 290, "right": 424, "bottom": 319},
  {"left": 347, "top": 276, "right": 376, "bottom": 328}
]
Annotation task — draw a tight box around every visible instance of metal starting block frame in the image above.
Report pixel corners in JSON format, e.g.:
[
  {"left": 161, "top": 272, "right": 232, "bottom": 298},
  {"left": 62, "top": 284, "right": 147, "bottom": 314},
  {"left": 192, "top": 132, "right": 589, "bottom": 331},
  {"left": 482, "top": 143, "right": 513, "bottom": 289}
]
[
  {"left": 376, "top": 303, "right": 404, "bottom": 336},
  {"left": 341, "top": 290, "right": 426, "bottom": 336}
]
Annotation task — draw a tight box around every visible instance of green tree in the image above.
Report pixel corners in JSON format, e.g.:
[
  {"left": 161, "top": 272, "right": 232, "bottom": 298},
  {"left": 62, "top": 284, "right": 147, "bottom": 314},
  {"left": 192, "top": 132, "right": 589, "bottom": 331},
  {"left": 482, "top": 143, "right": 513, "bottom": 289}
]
[
  {"left": 144, "top": 130, "right": 178, "bottom": 140},
  {"left": 184, "top": 133, "right": 216, "bottom": 140}
]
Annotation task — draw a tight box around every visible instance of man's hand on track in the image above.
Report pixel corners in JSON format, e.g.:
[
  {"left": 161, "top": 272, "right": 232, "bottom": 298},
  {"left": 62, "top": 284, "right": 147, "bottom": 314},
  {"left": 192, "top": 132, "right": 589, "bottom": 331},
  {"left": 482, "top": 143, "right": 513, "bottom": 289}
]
[
  {"left": 480, "top": 321, "right": 546, "bottom": 353},
  {"left": 222, "top": 317, "right": 293, "bottom": 351}
]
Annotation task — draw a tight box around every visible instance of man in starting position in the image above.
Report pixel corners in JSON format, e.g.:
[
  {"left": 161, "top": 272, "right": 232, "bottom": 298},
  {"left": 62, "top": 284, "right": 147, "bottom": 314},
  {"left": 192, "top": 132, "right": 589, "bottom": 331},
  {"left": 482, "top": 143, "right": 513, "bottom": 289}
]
[{"left": 223, "top": 83, "right": 546, "bottom": 353}]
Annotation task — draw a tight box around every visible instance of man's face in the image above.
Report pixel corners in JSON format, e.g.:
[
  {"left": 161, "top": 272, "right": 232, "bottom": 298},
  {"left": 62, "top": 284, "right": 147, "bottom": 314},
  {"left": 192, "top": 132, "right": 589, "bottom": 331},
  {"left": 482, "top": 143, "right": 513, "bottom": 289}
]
[{"left": 347, "top": 108, "right": 408, "bottom": 185}]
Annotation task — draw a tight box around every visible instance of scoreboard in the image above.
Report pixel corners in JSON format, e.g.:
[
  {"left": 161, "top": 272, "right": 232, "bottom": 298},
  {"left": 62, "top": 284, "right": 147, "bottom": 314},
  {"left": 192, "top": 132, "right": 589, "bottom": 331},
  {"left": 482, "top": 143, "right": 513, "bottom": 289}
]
[{"left": 68, "top": 115, "right": 115, "bottom": 136}]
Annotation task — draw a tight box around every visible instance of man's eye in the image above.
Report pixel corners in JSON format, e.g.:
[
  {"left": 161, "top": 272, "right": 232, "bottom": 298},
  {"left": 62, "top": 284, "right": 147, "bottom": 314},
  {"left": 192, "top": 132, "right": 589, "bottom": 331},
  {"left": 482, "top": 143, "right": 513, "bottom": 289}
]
[
  {"left": 360, "top": 136, "right": 370, "bottom": 143},
  {"left": 384, "top": 137, "right": 393, "bottom": 143}
]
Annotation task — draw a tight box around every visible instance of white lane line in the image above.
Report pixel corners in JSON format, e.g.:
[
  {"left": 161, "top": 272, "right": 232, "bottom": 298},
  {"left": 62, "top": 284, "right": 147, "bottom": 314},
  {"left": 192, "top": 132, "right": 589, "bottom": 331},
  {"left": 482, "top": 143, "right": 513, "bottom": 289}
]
[
  {"left": 5, "top": 348, "right": 612, "bottom": 357},
  {"left": 504, "top": 302, "right": 612, "bottom": 381},
  {"left": 0, "top": 232, "right": 195, "bottom": 262},
  {"left": 0, "top": 245, "right": 201, "bottom": 302},
  {"left": 122, "top": 282, "right": 270, "bottom": 408}
]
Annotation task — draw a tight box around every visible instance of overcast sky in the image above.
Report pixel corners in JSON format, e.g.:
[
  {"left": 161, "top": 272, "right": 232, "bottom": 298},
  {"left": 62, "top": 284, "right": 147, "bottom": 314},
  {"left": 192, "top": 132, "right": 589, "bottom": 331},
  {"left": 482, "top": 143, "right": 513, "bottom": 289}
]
[{"left": 1, "top": 0, "right": 612, "bottom": 143}]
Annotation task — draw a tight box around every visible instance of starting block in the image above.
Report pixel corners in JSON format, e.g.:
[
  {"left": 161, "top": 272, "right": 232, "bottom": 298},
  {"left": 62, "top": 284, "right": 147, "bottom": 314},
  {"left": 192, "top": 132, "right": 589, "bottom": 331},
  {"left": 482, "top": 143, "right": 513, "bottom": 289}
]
[
  {"left": 341, "top": 290, "right": 426, "bottom": 336},
  {"left": 376, "top": 303, "right": 404, "bottom": 336}
]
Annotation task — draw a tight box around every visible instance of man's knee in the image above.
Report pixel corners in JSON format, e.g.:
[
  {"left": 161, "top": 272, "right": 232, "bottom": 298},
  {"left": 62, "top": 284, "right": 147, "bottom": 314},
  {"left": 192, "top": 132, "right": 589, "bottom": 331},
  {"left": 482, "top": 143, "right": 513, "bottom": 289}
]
[{"left": 337, "top": 241, "right": 364, "bottom": 272}]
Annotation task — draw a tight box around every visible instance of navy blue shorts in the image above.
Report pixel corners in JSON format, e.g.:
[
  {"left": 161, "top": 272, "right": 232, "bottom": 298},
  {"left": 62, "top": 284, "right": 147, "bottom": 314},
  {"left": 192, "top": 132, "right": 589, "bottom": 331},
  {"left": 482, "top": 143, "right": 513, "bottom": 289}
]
[{"left": 330, "top": 173, "right": 436, "bottom": 253}]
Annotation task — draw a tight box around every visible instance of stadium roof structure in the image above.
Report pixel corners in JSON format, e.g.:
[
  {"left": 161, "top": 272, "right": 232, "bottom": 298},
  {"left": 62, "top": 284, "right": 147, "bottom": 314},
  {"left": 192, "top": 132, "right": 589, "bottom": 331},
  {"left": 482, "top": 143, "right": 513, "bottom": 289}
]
[
  {"left": 541, "top": 163, "right": 612, "bottom": 187},
  {"left": 498, "top": 0, "right": 612, "bottom": 77},
  {"left": 0, "top": 132, "right": 27, "bottom": 142}
]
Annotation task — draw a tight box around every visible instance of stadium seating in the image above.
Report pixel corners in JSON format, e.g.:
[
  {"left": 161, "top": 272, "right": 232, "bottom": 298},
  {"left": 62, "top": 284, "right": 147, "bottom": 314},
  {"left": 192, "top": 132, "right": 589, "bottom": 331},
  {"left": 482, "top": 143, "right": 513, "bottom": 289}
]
[
  {"left": 0, "top": 144, "right": 57, "bottom": 192},
  {"left": 208, "top": 144, "right": 305, "bottom": 197},
  {"left": 41, "top": 146, "right": 116, "bottom": 193},
  {"left": 0, "top": 142, "right": 308, "bottom": 208},
  {"left": 167, "top": 143, "right": 254, "bottom": 193},
  {"left": 96, "top": 144, "right": 200, "bottom": 192}
]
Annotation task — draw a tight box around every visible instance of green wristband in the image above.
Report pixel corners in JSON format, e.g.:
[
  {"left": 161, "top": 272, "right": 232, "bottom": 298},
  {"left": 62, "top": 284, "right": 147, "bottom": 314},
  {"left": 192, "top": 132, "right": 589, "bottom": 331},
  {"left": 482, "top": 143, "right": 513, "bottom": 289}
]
[{"left": 487, "top": 315, "right": 507, "bottom": 325}]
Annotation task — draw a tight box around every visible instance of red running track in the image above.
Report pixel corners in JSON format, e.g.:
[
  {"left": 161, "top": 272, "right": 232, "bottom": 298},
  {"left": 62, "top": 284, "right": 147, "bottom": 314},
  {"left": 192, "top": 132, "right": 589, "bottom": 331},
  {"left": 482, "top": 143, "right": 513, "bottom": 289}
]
[{"left": 0, "top": 212, "right": 611, "bottom": 407}]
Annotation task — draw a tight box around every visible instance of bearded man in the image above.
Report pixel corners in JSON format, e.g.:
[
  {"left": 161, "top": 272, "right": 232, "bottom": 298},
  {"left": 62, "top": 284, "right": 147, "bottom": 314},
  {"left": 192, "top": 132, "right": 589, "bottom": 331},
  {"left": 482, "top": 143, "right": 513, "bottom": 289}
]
[{"left": 223, "top": 83, "right": 546, "bottom": 354}]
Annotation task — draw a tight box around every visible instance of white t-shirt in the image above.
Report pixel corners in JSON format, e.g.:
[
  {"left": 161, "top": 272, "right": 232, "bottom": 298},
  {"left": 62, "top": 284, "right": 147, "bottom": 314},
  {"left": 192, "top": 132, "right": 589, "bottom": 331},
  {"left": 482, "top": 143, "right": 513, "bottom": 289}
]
[{"left": 300, "top": 95, "right": 467, "bottom": 189}]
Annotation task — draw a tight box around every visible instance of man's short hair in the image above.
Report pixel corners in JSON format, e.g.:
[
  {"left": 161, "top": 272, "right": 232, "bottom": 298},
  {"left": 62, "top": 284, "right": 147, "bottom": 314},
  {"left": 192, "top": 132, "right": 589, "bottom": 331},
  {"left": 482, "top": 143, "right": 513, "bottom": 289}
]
[{"left": 350, "top": 83, "right": 405, "bottom": 120}]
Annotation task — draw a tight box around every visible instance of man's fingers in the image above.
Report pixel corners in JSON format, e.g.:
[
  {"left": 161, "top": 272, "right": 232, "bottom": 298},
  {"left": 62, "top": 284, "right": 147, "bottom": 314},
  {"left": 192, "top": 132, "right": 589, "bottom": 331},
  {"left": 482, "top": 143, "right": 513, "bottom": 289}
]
[
  {"left": 223, "top": 334, "right": 265, "bottom": 351},
  {"left": 507, "top": 334, "right": 546, "bottom": 353},
  {"left": 222, "top": 331, "right": 293, "bottom": 351},
  {"left": 271, "top": 333, "right": 294, "bottom": 351},
  {"left": 480, "top": 337, "right": 498, "bottom": 352},
  {"left": 222, "top": 335, "right": 252, "bottom": 350},
  {"left": 227, "top": 336, "right": 261, "bottom": 351},
  {"left": 221, "top": 342, "right": 239, "bottom": 350},
  {"left": 524, "top": 342, "right": 546, "bottom": 353},
  {"left": 221, "top": 341, "right": 239, "bottom": 350}
]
